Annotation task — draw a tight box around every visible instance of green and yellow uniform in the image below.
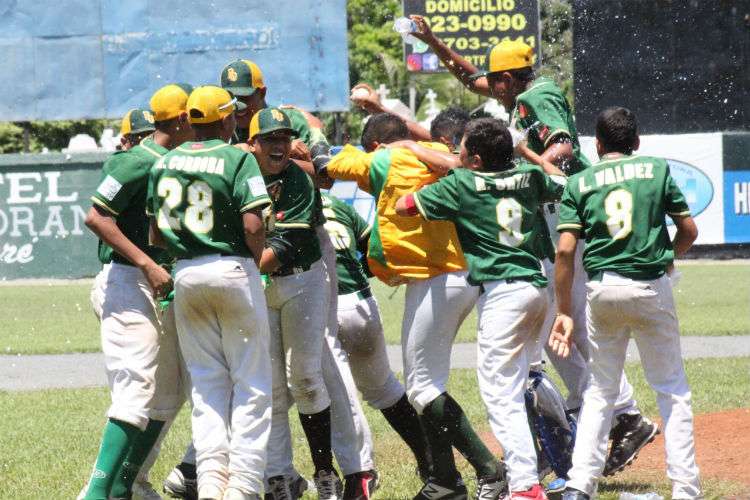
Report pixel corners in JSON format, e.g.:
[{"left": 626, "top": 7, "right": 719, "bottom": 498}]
[
  {"left": 264, "top": 161, "right": 322, "bottom": 274},
  {"left": 512, "top": 76, "right": 591, "bottom": 176},
  {"left": 557, "top": 154, "right": 690, "bottom": 280},
  {"left": 92, "top": 138, "right": 168, "bottom": 265},
  {"left": 147, "top": 139, "right": 270, "bottom": 259},
  {"left": 321, "top": 194, "right": 371, "bottom": 295},
  {"left": 413, "top": 164, "right": 564, "bottom": 286}
]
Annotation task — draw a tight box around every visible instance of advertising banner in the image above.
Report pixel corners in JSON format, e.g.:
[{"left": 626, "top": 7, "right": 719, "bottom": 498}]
[
  {"left": 722, "top": 133, "right": 750, "bottom": 243},
  {"left": 401, "top": 0, "right": 540, "bottom": 72},
  {"left": 0, "top": 153, "right": 104, "bottom": 280}
]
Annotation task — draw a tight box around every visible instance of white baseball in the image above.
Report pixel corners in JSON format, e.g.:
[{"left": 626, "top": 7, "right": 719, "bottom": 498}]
[{"left": 351, "top": 88, "right": 370, "bottom": 100}]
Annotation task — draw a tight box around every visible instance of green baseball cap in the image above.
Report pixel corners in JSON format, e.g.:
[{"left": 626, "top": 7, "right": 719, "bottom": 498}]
[
  {"left": 249, "top": 108, "right": 299, "bottom": 139},
  {"left": 220, "top": 59, "right": 265, "bottom": 97},
  {"left": 120, "top": 108, "right": 155, "bottom": 136}
]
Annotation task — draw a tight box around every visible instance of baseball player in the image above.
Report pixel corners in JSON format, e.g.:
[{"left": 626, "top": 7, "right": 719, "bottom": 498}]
[
  {"left": 247, "top": 107, "right": 345, "bottom": 500},
  {"left": 551, "top": 107, "right": 701, "bottom": 500},
  {"left": 220, "top": 63, "right": 378, "bottom": 499},
  {"left": 321, "top": 193, "right": 432, "bottom": 484},
  {"left": 80, "top": 87, "right": 192, "bottom": 500},
  {"left": 325, "top": 113, "right": 508, "bottom": 500},
  {"left": 148, "top": 85, "right": 273, "bottom": 500},
  {"left": 119, "top": 108, "right": 156, "bottom": 151},
  {"left": 410, "top": 22, "right": 655, "bottom": 463},
  {"left": 396, "top": 118, "right": 565, "bottom": 500}
]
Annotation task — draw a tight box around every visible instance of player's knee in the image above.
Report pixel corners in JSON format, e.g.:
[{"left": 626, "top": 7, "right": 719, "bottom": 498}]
[{"left": 289, "top": 375, "right": 329, "bottom": 412}]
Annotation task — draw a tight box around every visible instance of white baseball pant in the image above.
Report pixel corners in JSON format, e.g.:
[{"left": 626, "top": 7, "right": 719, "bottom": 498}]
[
  {"left": 477, "top": 279, "right": 548, "bottom": 492},
  {"left": 567, "top": 272, "right": 701, "bottom": 499},
  {"left": 174, "top": 255, "right": 272, "bottom": 495},
  {"left": 337, "top": 290, "right": 405, "bottom": 410},
  {"left": 317, "top": 226, "right": 375, "bottom": 475},
  {"left": 90, "top": 263, "right": 183, "bottom": 431},
  {"left": 402, "top": 271, "right": 479, "bottom": 413},
  {"left": 538, "top": 246, "right": 638, "bottom": 415}
]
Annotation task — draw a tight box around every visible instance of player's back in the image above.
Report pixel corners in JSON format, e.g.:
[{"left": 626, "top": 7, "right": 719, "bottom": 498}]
[
  {"left": 416, "top": 163, "right": 559, "bottom": 286},
  {"left": 560, "top": 154, "right": 689, "bottom": 280},
  {"left": 149, "top": 139, "right": 269, "bottom": 259}
]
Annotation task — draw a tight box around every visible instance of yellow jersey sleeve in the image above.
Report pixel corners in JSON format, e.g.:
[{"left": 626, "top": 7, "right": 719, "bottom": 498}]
[{"left": 327, "top": 144, "right": 375, "bottom": 193}]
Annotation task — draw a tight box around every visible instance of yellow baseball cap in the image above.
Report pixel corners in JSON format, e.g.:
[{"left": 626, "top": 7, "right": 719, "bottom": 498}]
[
  {"left": 221, "top": 59, "right": 265, "bottom": 96},
  {"left": 470, "top": 40, "right": 535, "bottom": 79},
  {"left": 150, "top": 83, "right": 193, "bottom": 121},
  {"left": 120, "top": 108, "right": 155, "bottom": 136},
  {"left": 187, "top": 85, "right": 247, "bottom": 125}
]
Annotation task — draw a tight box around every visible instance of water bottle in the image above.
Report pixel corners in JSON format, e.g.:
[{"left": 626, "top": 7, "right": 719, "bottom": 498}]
[
  {"left": 393, "top": 17, "right": 420, "bottom": 45},
  {"left": 618, "top": 493, "right": 664, "bottom": 500}
]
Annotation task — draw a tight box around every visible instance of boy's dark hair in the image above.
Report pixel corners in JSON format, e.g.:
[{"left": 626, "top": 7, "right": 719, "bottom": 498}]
[
  {"left": 463, "top": 118, "right": 514, "bottom": 172},
  {"left": 360, "top": 113, "right": 409, "bottom": 149},
  {"left": 596, "top": 107, "right": 638, "bottom": 155},
  {"left": 430, "top": 107, "right": 470, "bottom": 147}
]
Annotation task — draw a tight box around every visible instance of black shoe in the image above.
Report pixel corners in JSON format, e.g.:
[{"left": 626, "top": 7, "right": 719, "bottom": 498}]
[
  {"left": 475, "top": 462, "right": 508, "bottom": 500},
  {"left": 164, "top": 462, "right": 198, "bottom": 500},
  {"left": 343, "top": 470, "right": 379, "bottom": 499},
  {"left": 413, "top": 476, "right": 467, "bottom": 500},
  {"left": 604, "top": 413, "right": 660, "bottom": 476},
  {"left": 561, "top": 487, "right": 589, "bottom": 500}
]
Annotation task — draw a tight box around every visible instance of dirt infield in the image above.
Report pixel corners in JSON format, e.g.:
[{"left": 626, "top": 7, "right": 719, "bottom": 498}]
[
  {"left": 482, "top": 408, "right": 750, "bottom": 489},
  {"left": 628, "top": 408, "right": 750, "bottom": 487}
]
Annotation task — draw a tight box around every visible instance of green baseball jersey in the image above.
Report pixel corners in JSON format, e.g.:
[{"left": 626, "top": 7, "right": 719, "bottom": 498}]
[
  {"left": 413, "top": 164, "right": 564, "bottom": 286},
  {"left": 512, "top": 76, "right": 591, "bottom": 176},
  {"left": 147, "top": 139, "right": 271, "bottom": 259},
  {"left": 321, "top": 194, "right": 371, "bottom": 295},
  {"left": 557, "top": 154, "right": 691, "bottom": 280},
  {"left": 91, "top": 138, "right": 169, "bottom": 265},
  {"left": 264, "top": 161, "right": 322, "bottom": 274}
]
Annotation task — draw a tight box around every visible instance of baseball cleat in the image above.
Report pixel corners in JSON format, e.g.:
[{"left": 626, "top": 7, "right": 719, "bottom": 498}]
[
  {"left": 603, "top": 413, "right": 659, "bottom": 476},
  {"left": 545, "top": 478, "right": 566, "bottom": 495},
  {"left": 314, "top": 469, "right": 343, "bottom": 500},
  {"left": 510, "top": 484, "right": 547, "bottom": 500},
  {"left": 265, "top": 474, "right": 310, "bottom": 500},
  {"left": 342, "top": 469, "right": 379, "bottom": 499},
  {"left": 133, "top": 479, "right": 164, "bottom": 499},
  {"left": 164, "top": 462, "right": 198, "bottom": 500},
  {"left": 412, "top": 475, "right": 468, "bottom": 499},
  {"left": 560, "top": 487, "right": 589, "bottom": 500},
  {"left": 475, "top": 462, "right": 509, "bottom": 500}
]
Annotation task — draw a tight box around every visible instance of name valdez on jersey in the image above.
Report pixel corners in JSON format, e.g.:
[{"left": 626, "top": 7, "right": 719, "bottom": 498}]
[{"left": 577, "top": 161, "right": 655, "bottom": 193}]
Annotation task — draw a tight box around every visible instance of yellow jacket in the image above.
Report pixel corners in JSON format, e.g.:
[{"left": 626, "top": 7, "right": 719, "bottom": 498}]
[{"left": 327, "top": 144, "right": 466, "bottom": 285}]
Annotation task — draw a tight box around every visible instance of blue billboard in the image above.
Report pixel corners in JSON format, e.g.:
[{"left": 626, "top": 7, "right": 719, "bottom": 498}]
[{"left": 0, "top": 0, "right": 349, "bottom": 121}]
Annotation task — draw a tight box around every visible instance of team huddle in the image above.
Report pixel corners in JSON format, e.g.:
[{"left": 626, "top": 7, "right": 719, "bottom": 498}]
[{"left": 78, "top": 17, "right": 703, "bottom": 500}]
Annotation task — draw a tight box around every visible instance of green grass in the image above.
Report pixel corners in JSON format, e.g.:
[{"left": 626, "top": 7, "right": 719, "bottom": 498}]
[
  {"left": 1, "top": 358, "right": 747, "bottom": 499},
  {"left": 0, "top": 263, "right": 747, "bottom": 354}
]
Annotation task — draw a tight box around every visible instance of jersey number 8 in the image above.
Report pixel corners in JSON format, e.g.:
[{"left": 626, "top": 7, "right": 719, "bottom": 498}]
[
  {"left": 496, "top": 198, "right": 524, "bottom": 247},
  {"left": 604, "top": 189, "right": 633, "bottom": 240},
  {"left": 157, "top": 178, "right": 214, "bottom": 234}
]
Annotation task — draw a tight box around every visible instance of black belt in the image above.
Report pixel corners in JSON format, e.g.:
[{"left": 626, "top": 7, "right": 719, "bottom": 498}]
[{"left": 271, "top": 262, "right": 314, "bottom": 277}]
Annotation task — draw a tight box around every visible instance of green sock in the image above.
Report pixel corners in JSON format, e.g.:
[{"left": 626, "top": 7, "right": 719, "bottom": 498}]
[
  {"left": 84, "top": 418, "right": 140, "bottom": 500},
  {"left": 110, "top": 419, "right": 166, "bottom": 497},
  {"left": 422, "top": 393, "right": 500, "bottom": 479}
]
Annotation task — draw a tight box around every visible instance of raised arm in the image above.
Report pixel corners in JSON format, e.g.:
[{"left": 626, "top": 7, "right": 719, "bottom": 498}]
[
  {"left": 350, "top": 83, "right": 431, "bottom": 141},
  {"left": 410, "top": 15, "right": 492, "bottom": 97},
  {"left": 387, "top": 140, "right": 461, "bottom": 176}
]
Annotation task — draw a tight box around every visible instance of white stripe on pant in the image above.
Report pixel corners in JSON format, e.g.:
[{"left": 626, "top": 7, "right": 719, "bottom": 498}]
[
  {"left": 174, "top": 255, "right": 272, "bottom": 495},
  {"left": 567, "top": 272, "right": 701, "bottom": 499}
]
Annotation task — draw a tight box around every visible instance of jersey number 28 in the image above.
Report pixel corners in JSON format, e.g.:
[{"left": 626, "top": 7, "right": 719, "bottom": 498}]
[{"left": 157, "top": 178, "right": 214, "bottom": 234}]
